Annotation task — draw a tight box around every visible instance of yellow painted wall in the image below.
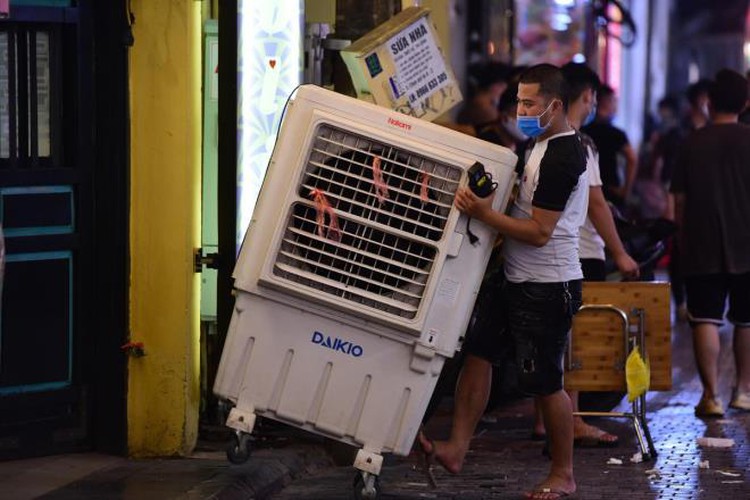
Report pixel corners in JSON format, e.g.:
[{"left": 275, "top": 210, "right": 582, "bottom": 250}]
[{"left": 128, "top": 0, "right": 202, "bottom": 457}]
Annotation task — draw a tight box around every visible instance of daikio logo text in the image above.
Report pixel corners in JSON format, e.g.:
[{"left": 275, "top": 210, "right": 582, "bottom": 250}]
[{"left": 311, "top": 331, "right": 364, "bottom": 358}]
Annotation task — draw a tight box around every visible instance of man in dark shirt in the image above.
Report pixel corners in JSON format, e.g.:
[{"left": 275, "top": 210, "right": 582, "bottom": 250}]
[
  {"left": 648, "top": 96, "right": 683, "bottom": 186},
  {"left": 581, "top": 84, "right": 638, "bottom": 210},
  {"left": 670, "top": 69, "right": 750, "bottom": 417},
  {"left": 681, "top": 79, "right": 712, "bottom": 132},
  {"left": 661, "top": 80, "right": 714, "bottom": 322}
]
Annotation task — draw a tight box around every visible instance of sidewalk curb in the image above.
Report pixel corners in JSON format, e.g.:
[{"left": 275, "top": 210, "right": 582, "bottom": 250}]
[{"left": 203, "top": 445, "right": 334, "bottom": 500}]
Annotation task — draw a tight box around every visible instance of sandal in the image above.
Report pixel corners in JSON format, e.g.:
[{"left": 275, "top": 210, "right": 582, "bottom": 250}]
[
  {"left": 729, "top": 390, "right": 750, "bottom": 411},
  {"left": 416, "top": 431, "right": 438, "bottom": 488},
  {"left": 524, "top": 486, "right": 574, "bottom": 499}
]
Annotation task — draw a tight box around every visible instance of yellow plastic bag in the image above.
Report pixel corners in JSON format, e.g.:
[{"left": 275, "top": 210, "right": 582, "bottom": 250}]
[{"left": 626, "top": 346, "right": 650, "bottom": 402}]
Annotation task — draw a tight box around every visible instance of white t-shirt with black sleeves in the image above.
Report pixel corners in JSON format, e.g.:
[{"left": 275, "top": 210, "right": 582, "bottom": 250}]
[
  {"left": 578, "top": 133, "right": 606, "bottom": 260},
  {"left": 503, "top": 130, "right": 589, "bottom": 283}
]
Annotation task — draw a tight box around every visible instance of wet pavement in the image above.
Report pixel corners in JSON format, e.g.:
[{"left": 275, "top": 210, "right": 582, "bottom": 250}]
[
  {"left": 2, "top": 315, "right": 749, "bottom": 499},
  {"left": 0, "top": 421, "right": 334, "bottom": 500},
  {"left": 271, "top": 316, "right": 750, "bottom": 499}
]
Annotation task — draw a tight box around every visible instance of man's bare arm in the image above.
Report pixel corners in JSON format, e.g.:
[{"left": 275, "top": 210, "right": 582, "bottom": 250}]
[
  {"left": 588, "top": 185, "right": 639, "bottom": 278},
  {"left": 454, "top": 187, "right": 561, "bottom": 247}
]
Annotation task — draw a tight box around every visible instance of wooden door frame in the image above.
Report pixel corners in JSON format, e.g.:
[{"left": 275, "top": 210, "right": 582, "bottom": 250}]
[
  {"left": 78, "top": 0, "right": 129, "bottom": 454},
  {"left": 0, "top": 2, "right": 128, "bottom": 456},
  {"left": 217, "top": 0, "right": 237, "bottom": 341}
]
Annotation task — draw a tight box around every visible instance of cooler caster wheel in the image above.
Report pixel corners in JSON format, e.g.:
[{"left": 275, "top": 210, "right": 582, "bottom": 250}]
[
  {"left": 353, "top": 471, "right": 381, "bottom": 500},
  {"left": 226, "top": 431, "right": 252, "bottom": 464}
]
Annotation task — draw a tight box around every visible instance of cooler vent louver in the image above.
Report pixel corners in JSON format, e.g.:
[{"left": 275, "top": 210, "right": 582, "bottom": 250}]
[{"left": 272, "top": 123, "right": 462, "bottom": 320}]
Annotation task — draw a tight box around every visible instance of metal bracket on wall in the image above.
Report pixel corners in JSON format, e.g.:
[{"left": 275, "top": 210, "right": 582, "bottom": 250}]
[{"left": 194, "top": 247, "right": 221, "bottom": 273}]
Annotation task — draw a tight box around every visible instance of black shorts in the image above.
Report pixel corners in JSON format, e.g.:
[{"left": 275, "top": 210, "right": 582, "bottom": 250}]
[
  {"left": 463, "top": 275, "right": 582, "bottom": 396},
  {"left": 462, "top": 268, "right": 511, "bottom": 365},
  {"left": 685, "top": 272, "right": 750, "bottom": 326},
  {"left": 506, "top": 280, "right": 582, "bottom": 396}
]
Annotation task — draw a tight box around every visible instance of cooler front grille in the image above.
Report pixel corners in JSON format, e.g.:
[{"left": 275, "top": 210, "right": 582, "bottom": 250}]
[
  {"left": 300, "top": 124, "right": 461, "bottom": 241},
  {"left": 271, "top": 123, "right": 462, "bottom": 321}
]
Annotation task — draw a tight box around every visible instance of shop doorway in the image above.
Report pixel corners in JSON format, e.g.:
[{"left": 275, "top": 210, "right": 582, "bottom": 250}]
[{"left": 0, "top": 2, "right": 128, "bottom": 459}]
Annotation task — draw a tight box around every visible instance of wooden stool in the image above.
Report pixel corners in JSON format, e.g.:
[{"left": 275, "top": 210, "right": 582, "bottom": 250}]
[{"left": 565, "top": 282, "right": 672, "bottom": 460}]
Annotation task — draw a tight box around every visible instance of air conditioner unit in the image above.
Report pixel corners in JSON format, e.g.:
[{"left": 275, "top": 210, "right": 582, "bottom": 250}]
[{"left": 213, "top": 85, "right": 517, "bottom": 492}]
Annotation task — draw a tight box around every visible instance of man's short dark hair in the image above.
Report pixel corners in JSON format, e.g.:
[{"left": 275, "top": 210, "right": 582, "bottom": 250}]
[
  {"left": 468, "top": 61, "right": 513, "bottom": 91},
  {"left": 597, "top": 83, "right": 615, "bottom": 101},
  {"left": 709, "top": 69, "right": 748, "bottom": 114},
  {"left": 498, "top": 81, "right": 519, "bottom": 112},
  {"left": 658, "top": 95, "right": 679, "bottom": 113},
  {"left": 519, "top": 63, "right": 568, "bottom": 111},
  {"left": 561, "top": 62, "right": 600, "bottom": 102},
  {"left": 686, "top": 79, "right": 712, "bottom": 106}
]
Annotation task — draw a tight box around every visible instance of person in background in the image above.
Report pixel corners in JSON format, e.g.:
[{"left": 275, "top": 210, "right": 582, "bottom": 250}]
[
  {"left": 663, "top": 79, "right": 713, "bottom": 322},
  {"left": 633, "top": 96, "right": 681, "bottom": 221},
  {"left": 738, "top": 69, "right": 750, "bottom": 125},
  {"left": 531, "top": 62, "right": 640, "bottom": 448},
  {"left": 644, "top": 95, "right": 687, "bottom": 319},
  {"left": 670, "top": 69, "right": 750, "bottom": 417},
  {"left": 420, "top": 63, "right": 588, "bottom": 500},
  {"left": 456, "top": 61, "right": 512, "bottom": 128},
  {"left": 581, "top": 84, "right": 638, "bottom": 212},
  {"left": 474, "top": 79, "right": 527, "bottom": 152},
  {"left": 648, "top": 96, "right": 683, "bottom": 187},
  {"left": 681, "top": 79, "right": 712, "bottom": 133}
]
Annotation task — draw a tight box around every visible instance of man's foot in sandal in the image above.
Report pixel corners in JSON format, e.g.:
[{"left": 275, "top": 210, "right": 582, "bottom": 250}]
[
  {"left": 523, "top": 476, "right": 576, "bottom": 499},
  {"left": 573, "top": 421, "right": 619, "bottom": 448},
  {"left": 416, "top": 432, "right": 466, "bottom": 475},
  {"left": 524, "top": 487, "right": 574, "bottom": 499}
]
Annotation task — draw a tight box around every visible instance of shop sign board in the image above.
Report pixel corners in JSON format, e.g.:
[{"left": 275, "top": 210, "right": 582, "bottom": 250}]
[{"left": 341, "top": 7, "right": 462, "bottom": 122}]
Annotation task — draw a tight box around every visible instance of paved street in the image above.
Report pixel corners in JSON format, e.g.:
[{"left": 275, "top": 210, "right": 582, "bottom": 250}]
[
  {"left": 2, "top": 316, "right": 748, "bottom": 499},
  {"left": 271, "top": 319, "right": 750, "bottom": 499}
]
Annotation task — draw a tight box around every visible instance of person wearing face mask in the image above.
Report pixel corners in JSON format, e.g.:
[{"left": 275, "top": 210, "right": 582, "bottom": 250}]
[
  {"left": 474, "top": 80, "right": 529, "bottom": 152},
  {"left": 457, "top": 61, "right": 512, "bottom": 128},
  {"left": 528, "top": 62, "right": 640, "bottom": 451},
  {"left": 581, "top": 84, "right": 638, "bottom": 212},
  {"left": 472, "top": 65, "right": 531, "bottom": 153},
  {"left": 418, "top": 63, "right": 588, "bottom": 500}
]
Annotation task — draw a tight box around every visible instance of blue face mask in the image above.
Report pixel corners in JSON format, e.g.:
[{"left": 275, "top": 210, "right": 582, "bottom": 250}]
[
  {"left": 516, "top": 101, "right": 555, "bottom": 138},
  {"left": 583, "top": 104, "right": 597, "bottom": 126}
]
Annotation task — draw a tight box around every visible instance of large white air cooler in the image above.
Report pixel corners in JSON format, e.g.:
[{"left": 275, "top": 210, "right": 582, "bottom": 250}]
[{"left": 213, "top": 84, "right": 517, "bottom": 478}]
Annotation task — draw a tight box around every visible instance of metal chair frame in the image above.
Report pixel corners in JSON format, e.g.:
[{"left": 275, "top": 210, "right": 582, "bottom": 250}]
[{"left": 567, "top": 304, "right": 657, "bottom": 460}]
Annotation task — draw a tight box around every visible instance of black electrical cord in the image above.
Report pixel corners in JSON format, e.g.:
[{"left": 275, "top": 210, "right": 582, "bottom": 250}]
[{"left": 466, "top": 218, "right": 479, "bottom": 245}]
